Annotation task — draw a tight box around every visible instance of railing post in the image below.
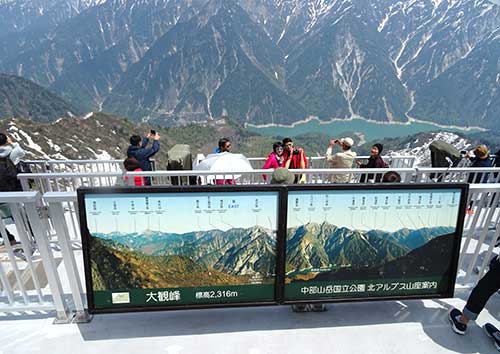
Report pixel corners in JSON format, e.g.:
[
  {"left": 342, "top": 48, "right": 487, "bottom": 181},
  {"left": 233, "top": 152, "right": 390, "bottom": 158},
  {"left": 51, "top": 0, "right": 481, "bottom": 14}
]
[
  {"left": 19, "top": 175, "right": 30, "bottom": 191},
  {"left": 24, "top": 198, "right": 71, "bottom": 323},
  {"left": 46, "top": 195, "right": 91, "bottom": 323},
  {"left": 463, "top": 191, "right": 500, "bottom": 283},
  {"left": 414, "top": 167, "right": 424, "bottom": 183}
]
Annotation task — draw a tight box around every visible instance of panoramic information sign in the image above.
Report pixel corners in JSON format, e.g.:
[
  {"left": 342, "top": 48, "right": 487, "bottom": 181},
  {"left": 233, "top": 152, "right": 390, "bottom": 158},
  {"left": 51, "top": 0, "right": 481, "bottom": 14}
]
[
  {"left": 80, "top": 187, "right": 281, "bottom": 312},
  {"left": 283, "top": 185, "right": 466, "bottom": 302}
]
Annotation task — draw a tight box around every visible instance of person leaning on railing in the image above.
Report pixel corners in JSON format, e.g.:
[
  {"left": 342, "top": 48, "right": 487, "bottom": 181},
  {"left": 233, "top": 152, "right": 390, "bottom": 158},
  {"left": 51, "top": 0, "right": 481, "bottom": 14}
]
[{"left": 325, "top": 137, "right": 356, "bottom": 183}]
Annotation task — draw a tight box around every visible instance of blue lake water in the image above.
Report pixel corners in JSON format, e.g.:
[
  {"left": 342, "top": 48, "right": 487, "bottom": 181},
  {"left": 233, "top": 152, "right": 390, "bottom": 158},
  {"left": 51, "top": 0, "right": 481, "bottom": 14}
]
[{"left": 247, "top": 118, "right": 483, "bottom": 141}]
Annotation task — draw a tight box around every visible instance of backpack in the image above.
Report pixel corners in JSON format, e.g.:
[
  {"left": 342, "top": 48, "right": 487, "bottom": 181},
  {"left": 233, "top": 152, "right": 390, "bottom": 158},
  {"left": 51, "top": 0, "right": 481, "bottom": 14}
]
[{"left": 0, "top": 156, "right": 22, "bottom": 191}]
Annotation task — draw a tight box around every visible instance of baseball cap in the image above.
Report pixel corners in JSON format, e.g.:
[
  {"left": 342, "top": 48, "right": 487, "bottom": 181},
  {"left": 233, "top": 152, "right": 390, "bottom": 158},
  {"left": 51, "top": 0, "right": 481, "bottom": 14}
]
[{"left": 340, "top": 137, "right": 354, "bottom": 147}]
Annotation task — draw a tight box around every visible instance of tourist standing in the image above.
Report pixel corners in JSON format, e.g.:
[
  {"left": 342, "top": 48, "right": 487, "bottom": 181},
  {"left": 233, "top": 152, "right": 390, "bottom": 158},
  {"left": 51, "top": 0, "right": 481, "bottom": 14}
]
[
  {"left": 357, "top": 143, "right": 388, "bottom": 182},
  {"left": 263, "top": 142, "right": 285, "bottom": 170},
  {"left": 0, "top": 133, "right": 26, "bottom": 245},
  {"left": 325, "top": 137, "right": 356, "bottom": 183},
  {"left": 213, "top": 138, "right": 236, "bottom": 185},
  {"left": 215, "top": 138, "right": 232, "bottom": 153},
  {"left": 449, "top": 255, "right": 500, "bottom": 351},
  {"left": 467, "top": 145, "right": 493, "bottom": 183},
  {"left": 127, "top": 131, "right": 160, "bottom": 185},
  {"left": 282, "top": 138, "right": 308, "bottom": 183},
  {"left": 262, "top": 142, "right": 284, "bottom": 182},
  {"left": 123, "top": 157, "right": 146, "bottom": 186}
]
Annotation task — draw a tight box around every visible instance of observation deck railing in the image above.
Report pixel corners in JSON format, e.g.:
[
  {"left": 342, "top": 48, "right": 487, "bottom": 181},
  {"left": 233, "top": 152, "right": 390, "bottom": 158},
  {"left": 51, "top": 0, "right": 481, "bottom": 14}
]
[
  {"left": 22, "top": 155, "right": 414, "bottom": 174},
  {"left": 247, "top": 155, "right": 416, "bottom": 169},
  {"left": 16, "top": 167, "right": 500, "bottom": 193}
]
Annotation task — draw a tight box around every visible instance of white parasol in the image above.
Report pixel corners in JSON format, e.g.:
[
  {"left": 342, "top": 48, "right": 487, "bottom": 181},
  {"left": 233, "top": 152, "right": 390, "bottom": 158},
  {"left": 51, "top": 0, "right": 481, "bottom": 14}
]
[{"left": 194, "top": 152, "right": 253, "bottom": 182}]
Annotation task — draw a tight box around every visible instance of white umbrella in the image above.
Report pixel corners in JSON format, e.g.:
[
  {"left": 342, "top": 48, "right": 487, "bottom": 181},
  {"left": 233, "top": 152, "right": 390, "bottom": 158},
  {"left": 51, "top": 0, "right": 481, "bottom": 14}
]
[{"left": 194, "top": 152, "right": 253, "bottom": 182}]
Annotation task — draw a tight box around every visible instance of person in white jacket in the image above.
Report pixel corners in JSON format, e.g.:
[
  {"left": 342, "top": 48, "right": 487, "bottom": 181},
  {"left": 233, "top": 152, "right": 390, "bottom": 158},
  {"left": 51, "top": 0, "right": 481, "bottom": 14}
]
[
  {"left": 0, "top": 133, "right": 26, "bottom": 245},
  {"left": 0, "top": 133, "right": 25, "bottom": 167},
  {"left": 325, "top": 137, "right": 357, "bottom": 183}
]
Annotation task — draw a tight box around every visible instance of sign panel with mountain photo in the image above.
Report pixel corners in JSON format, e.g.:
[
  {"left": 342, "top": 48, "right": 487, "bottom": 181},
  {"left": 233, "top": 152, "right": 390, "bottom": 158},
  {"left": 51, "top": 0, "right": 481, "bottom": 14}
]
[
  {"left": 79, "top": 188, "right": 281, "bottom": 313},
  {"left": 284, "top": 185, "right": 467, "bottom": 302}
]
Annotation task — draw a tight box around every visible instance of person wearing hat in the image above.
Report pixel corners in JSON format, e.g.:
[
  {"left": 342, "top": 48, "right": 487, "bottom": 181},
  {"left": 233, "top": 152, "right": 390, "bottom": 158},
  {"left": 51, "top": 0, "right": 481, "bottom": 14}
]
[
  {"left": 270, "top": 167, "right": 295, "bottom": 185},
  {"left": 357, "top": 143, "right": 389, "bottom": 183},
  {"left": 467, "top": 145, "right": 493, "bottom": 183},
  {"left": 325, "top": 137, "right": 357, "bottom": 183}
]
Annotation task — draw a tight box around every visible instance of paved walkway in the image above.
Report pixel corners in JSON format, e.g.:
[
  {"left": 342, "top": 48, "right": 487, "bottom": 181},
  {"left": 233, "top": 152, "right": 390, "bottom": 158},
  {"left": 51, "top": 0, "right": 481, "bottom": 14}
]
[{"left": 1, "top": 288, "right": 500, "bottom": 354}]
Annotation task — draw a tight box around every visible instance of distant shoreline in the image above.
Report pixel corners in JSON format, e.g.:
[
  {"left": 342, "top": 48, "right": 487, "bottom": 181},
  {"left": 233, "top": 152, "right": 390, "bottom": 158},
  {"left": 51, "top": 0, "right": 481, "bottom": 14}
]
[{"left": 245, "top": 116, "right": 487, "bottom": 133}]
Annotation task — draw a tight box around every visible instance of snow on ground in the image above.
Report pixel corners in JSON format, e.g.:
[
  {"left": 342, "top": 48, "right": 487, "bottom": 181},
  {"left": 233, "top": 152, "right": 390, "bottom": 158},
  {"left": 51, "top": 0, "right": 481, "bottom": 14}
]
[
  {"left": 388, "top": 132, "right": 471, "bottom": 167},
  {"left": 46, "top": 138, "right": 62, "bottom": 152},
  {"left": 16, "top": 129, "right": 50, "bottom": 159},
  {"left": 95, "top": 150, "right": 112, "bottom": 160}
]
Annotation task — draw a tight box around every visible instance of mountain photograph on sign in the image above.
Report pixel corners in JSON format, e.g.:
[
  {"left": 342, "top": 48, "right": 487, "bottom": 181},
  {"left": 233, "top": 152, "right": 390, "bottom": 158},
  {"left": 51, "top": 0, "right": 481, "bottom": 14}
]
[
  {"left": 284, "top": 189, "right": 462, "bottom": 299},
  {"left": 90, "top": 226, "right": 277, "bottom": 291},
  {"left": 285, "top": 222, "right": 455, "bottom": 284}
]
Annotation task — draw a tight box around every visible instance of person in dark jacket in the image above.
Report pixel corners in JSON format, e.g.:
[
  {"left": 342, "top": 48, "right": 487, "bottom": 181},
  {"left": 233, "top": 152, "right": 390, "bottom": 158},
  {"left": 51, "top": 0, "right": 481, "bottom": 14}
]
[
  {"left": 357, "top": 143, "right": 388, "bottom": 182},
  {"left": 127, "top": 132, "right": 160, "bottom": 185},
  {"left": 494, "top": 150, "right": 500, "bottom": 168},
  {"left": 467, "top": 145, "right": 493, "bottom": 184}
]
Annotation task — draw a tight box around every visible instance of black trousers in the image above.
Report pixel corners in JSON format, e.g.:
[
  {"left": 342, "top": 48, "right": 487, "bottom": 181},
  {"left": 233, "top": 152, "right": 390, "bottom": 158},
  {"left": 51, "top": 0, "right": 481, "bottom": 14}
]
[{"left": 464, "top": 257, "right": 500, "bottom": 320}]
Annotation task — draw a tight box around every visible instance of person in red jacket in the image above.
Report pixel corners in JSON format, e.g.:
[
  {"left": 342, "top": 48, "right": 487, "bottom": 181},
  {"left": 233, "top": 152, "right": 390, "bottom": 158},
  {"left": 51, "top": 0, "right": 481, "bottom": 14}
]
[
  {"left": 282, "top": 138, "right": 308, "bottom": 183},
  {"left": 123, "top": 157, "right": 146, "bottom": 186},
  {"left": 262, "top": 142, "right": 285, "bottom": 181}
]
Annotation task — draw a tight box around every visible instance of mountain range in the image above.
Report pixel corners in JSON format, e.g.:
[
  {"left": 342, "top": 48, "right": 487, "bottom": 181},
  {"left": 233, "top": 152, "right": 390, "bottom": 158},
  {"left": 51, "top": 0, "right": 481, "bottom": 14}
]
[
  {"left": 0, "top": 0, "right": 498, "bottom": 129},
  {"left": 0, "top": 73, "right": 80, "bottom": 122},
  {"left": 92, "top": 225, "right": 277, "bottom": 289},
  {"left": 314, "top": 231, "right": 455, "bottom": 283},
  {"left": 285, "top": 221, "right": 454, "bottom": 278},
  {"left": 91, "top": 236, "right": 247, "bottom": 290}
]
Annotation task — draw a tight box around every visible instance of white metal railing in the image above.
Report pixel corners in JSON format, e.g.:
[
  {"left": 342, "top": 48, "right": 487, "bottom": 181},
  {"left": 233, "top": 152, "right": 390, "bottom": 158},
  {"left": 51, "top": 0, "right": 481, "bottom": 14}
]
[
  {"left": 247, "top": 155, "right": 416, "bottom": 169},
  {"left": 0, "top": 184, "right": 499, "bottom": 321},
  {"left": 23, "top": 159, "right": 159, "bottom": 174},
  {"left": 415, "top": 167, "right": 500, "bottom": 184},
  {"left": 17, "top": 167, "right": 500, "bottom": 192},
  {"left": 17, "top": 168, "right": 412, "bottom": 192},
  {"left": 0, "top": 192, "right": 71, "bottom": 322},
  {"left": 458, "top": 184, "right": 500, "bottom": 285},
  {"left": 24, "top": 156, "right": 415, "bottom": 174},
  {"left": 43, "top": 192, "right": 87, "bottom": 321},
  {"left": 23, "top": 159, "right": 124, "bottom": 173},
  {"left": 0, "top": 191, "right": 88, "bottom": 322}
]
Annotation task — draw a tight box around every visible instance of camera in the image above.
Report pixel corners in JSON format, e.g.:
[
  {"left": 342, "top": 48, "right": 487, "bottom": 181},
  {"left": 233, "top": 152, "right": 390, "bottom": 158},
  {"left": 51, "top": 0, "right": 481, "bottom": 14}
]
[
  {"left": 292, "top": 148, "right": 300, "bottom": 155},
  {"left": 150, "top": 129, "right": 156, "bottom": 135}
]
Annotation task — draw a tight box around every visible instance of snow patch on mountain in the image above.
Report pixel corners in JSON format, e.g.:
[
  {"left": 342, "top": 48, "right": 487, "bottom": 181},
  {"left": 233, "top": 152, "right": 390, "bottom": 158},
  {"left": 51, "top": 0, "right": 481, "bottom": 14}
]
[{"left": 387, "top": 131, "right": 471, "bottom": 167}]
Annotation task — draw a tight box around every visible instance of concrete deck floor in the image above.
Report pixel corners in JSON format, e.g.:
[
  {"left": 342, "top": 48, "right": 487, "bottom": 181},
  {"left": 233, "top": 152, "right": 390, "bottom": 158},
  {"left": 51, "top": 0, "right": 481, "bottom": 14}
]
[{"left": 1, "top": 288, "right": 500, "bottom": 354}]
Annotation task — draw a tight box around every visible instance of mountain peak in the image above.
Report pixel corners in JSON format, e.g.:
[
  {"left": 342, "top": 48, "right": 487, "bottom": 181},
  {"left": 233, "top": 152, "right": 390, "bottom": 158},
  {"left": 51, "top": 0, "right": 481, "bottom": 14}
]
[{"left": 201, "top": 0, "right": 241, "bottom": 16}]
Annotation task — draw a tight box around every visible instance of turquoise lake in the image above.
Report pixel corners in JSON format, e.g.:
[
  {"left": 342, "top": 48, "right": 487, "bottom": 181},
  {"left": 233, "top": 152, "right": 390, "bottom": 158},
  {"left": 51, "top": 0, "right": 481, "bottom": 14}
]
[{"left": 247, "top": 118, "right": 483, "bottom": 141}]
